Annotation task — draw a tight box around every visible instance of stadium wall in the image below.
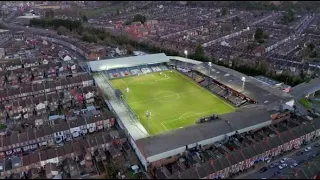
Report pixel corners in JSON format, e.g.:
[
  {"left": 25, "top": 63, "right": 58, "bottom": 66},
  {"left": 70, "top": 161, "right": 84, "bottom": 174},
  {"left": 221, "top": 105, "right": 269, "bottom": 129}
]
[
  {"left": 145, "top": 120, "right": 272, "bottom": 167},
  {"left": 129, "top": 137, "right": 148, "bottom": 170}
]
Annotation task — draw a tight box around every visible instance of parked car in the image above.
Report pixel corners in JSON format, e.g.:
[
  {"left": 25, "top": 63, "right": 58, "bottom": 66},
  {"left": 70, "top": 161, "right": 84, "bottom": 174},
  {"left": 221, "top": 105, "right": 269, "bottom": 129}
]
[
  {"left": 274, "top": 171, "right": 281, "bottom": 176},
  {"left": 290, "top": 163, "right": 298, "bottom": 168},
  {"left": 279, "top": 163, "right": 287, "bottom": 170},
  {"left": 269, "top": 163, "right": 278, "bottom": 168},
  {"left": 296, "top": 151, "right": 304, "bottom": 156},
  {"left": 305, "top": 147, "right": 312, "bottom": 152},
  {"left": 265, "top": 158, "right": 271, "bottom": 163},
  {"left": 260, "top": 167, "right": 268, "bottom": 173},
  {"left": 280, "top": 158, "right": 289, "bottom": 163}
]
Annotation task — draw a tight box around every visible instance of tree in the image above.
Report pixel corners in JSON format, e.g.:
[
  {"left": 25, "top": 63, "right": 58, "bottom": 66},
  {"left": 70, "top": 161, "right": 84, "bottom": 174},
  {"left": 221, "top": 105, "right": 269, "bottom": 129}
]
[
  {"left": 82, "top": 15, "right": 88, "bottom": 22},
  {"left": 222, "top": 7, "right": 228, "bottom": 16},
  {"left": 126, "top": 44, "right": 134, "bottom": 54},
  {"left": 193, "top": 45, "right": 205, "bottom": 61},
  {"left": 0, "top": 23, "right": 7, "bottom": 29},
  {"left": 45, "top": 9, "right": 54, "bottom": 19},
  {"left": 254, "top": 28, "right": 264, "bottom": 41},
  {"left": 57, "top": 26, "right": 69, "bottom": 35},
  {"left": 82, "top": 31, "right": 97, "bottom": 43},
  {"left": 133, "top": 14, "right": 146, "bottom": 24},
  {"left": 257, "top": 60, "right": 269, "bottom": 74},
  {"left": 282, "top": 9, "right": 295, "bottom": 24},
  {"left": 308, "top": 42, "right": 315, "bottom": 52}
]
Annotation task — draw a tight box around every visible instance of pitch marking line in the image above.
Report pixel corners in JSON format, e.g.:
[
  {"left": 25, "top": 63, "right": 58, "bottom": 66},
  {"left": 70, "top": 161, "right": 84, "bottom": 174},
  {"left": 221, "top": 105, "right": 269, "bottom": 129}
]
[
  {"left": 127, "top": 75, "right": 171, "bottom": 85},
  {"left": 130, "top": 89, "right": 201, "bottom": 104},
  {"left": 121, "top": 79, "right": 128, "bottom": 87},
  {"left": 176, "top": 72, "right": 235, "bottom": 109},
  {"left": 162, "top": 108, "right": 216, "bottom": 125},
  {"left": 161, "top": 122, "right": 169, "bottom": 131}
]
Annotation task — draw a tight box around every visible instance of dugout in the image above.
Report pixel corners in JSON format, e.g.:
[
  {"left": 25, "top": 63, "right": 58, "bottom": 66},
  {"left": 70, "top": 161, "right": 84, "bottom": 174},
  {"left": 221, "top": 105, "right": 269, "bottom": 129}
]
[{"left": 115, "top": 89, "right": 123, "bottom": 99}]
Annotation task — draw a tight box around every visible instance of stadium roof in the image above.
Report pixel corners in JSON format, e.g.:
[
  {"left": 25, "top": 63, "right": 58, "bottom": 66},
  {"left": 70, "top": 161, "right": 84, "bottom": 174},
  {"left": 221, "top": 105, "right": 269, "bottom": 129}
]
[
  {"left": 136, "top": 105, "right": 271, "bottom": 159},
  {"left": 87, "top": 53, "right": 170, "bottom": 72},
  {"left": 193, "top": 63, "right": 293, "bottom": 110},
  {"left": 168, "top": 56, "right": 203, "bottom": 65},
  {"left": 289, "top": 78, "right": 320, "bottom": 99}
]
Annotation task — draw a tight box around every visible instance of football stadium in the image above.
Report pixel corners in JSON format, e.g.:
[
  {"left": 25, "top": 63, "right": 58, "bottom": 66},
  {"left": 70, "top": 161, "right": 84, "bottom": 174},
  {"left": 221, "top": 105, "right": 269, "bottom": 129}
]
[
  {"left": 88, "top": 53, "right": 320, "bottom": 171},
  {"left": 110, "top": 69, "right": 235, "bottom": 135}
]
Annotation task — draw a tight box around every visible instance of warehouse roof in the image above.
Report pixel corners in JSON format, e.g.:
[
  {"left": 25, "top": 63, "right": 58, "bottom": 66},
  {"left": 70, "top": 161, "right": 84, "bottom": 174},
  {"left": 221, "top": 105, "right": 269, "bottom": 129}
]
[{"left": 87, "top": 53, "right": 170, "bottom": 71}]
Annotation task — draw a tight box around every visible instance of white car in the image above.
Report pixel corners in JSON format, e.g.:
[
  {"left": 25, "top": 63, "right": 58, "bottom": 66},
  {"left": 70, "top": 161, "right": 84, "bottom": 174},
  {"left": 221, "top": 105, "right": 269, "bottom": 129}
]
[
  {"left": 278, "top": 165, "right": 284, "bottom": 170},
  {"left": 290, "top": 163, "right": 298, "bottom": 169},
  {"left": 305, "top": 147, "right": 312, "bottom": 152},
  {"left": 282, "top": 163, "right": 288, "bottom": 168},
  {"left": 280, "top": 158, "right": 288, "bottom": 163},
  {"left": 265, "top": 158, "right": 271, "bottom": 163}
]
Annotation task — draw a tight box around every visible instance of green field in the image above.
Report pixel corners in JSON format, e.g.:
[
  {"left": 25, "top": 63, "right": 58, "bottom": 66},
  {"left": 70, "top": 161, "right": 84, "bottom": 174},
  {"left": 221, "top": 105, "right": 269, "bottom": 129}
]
[{"left": 110, "top": 70, "right": 235, "bottom": 135}]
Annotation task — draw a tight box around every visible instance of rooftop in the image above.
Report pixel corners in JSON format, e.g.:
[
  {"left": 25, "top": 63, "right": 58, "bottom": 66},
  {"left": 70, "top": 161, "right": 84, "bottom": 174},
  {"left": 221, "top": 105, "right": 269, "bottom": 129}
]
[
  {"left": 136, "top": 104, "right": 271, "bottom": 159},
  {"left": 87, "top": 53, "right": 170, "bottom": 71},
  {"left": 192, "top": 63, "right": 294, "bottom": 110}
]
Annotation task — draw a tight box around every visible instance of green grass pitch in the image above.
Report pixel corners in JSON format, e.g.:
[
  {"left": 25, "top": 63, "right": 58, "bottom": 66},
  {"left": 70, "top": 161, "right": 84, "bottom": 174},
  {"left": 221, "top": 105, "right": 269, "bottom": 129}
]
[{"left": 110, "top": 70, "right": 236, "bottom": 135}]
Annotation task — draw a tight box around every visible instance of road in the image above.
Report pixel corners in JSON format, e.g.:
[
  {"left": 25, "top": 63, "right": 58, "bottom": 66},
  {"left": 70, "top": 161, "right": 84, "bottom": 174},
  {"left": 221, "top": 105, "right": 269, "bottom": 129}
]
[{"left": 235, "top": 139, "right": 320, "bottom": 179}]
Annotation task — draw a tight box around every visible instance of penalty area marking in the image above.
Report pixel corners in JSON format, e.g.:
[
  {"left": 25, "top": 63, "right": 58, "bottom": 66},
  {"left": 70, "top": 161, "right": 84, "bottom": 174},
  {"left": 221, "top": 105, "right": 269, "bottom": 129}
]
[
  {"left": 175, "top": 72, "right": 235, "bottom": 109},
  {"left": 130, "top": 89, "right": 201, "bottom": 105},
  {"left": 162, "top": 108, "right": 216, "bottom": 126}
]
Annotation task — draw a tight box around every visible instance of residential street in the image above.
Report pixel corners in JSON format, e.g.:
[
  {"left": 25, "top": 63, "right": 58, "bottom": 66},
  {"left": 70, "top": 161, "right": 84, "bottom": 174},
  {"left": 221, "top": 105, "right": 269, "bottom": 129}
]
[{"left": 235, "top": 139, "right": 320, "bottom": 179}]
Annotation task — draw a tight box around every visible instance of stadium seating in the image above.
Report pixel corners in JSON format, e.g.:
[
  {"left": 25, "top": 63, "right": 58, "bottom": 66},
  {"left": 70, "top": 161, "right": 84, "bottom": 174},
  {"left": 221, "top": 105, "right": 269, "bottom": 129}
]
[
  {"left": 193, "top": 74, "right": 204, "bottom": 83},
  {"left": 118, "top": 68, "right": 131, "bottom": 77},
  {"left": 160, "top": 65, "right": 168, "bottom": 70},
  {"left": 129, "top": 67, "right": 142, "bottom": 75},
  {"left": 200, "top": 80, "right": 209, "bottom": 87},
  {"left": 150, "top": 65, "right": 162, "bottom": 72},
  {"left": 141, "top": 67, "right": 152, "bottom": 74},
  {"left": 106, "top": 69, "right": 120, "bottom": 79}
]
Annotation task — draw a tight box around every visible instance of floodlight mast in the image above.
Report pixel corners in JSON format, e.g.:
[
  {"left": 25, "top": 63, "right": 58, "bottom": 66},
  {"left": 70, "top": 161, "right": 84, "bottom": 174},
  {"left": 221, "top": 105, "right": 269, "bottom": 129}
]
[
  {"left": 146, "top": 111, "right": 151, "bottom": 135},
  {"left": 241, "top": 77, "right": 246, "bottom": 90},
  {"left": 184, "top": 50, "right": 188, "bottom": 58},
  {"left": 208, "top": 62, "right": 212, "bottom": 77}
]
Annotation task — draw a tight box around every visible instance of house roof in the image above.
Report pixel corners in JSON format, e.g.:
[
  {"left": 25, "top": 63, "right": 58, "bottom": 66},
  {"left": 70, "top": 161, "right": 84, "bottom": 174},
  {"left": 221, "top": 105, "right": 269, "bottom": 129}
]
[{"left": 87, "top": 53, "right": 170, "bottom": 71}]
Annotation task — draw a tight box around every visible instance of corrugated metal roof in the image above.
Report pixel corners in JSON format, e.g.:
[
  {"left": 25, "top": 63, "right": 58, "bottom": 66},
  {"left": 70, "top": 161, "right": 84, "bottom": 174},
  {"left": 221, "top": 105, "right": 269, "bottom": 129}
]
[{"left": 88, "top": 53, "right": 170, "bottom": 71}]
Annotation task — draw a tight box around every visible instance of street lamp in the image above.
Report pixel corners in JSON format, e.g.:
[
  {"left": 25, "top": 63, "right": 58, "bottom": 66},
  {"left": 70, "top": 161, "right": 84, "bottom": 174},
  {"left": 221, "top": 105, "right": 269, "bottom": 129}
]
[
  {"left": 184, "top": 50, "right": 188, "bottom": 58},
  {"left": 146, "top": 111, "right": 152, "bottom": 135}
]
